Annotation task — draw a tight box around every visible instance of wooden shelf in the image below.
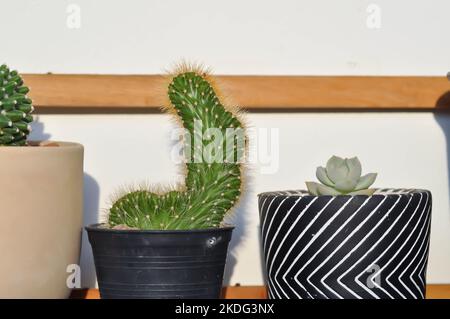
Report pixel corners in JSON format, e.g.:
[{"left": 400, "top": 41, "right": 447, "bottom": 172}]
[
  {"left": 22, "top": 74, "right": 450, "bottom": 111},
  {"left": 70, "top": 285, "right": 450, "bottom": 299}
]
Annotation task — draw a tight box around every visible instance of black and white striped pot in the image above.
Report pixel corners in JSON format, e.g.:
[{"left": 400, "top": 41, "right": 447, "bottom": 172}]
[{"left": 258, "top": 189, "right": 432, "bottom": 299}]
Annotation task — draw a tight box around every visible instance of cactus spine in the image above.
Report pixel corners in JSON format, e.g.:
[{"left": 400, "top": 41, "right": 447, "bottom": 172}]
[
  {"left": 0, "top": 64, "right": 33, "bottom": 146},
  {"left": 108, "top": 65, "right": 246, "bottom": 230}
]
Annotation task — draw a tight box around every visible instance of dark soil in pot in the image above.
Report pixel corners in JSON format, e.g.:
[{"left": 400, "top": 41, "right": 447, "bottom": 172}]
[
  {"left": 86, "top": 224, "right": 234, "bottom": 299},
  {"left": 258, "top": 189, "right": 432, "bottom": 299}
]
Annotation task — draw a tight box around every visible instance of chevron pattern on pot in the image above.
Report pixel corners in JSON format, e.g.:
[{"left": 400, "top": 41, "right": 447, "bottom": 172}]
[{"left": 258, "top": 189, "right": 432, "bottom": 299}]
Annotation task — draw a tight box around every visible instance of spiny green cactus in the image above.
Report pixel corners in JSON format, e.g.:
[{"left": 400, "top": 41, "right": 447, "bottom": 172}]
[
  {"left": 306, "top": 156, "right": 377, "bottom": 196},
  {"left": 0, "top": 64, "right": 33, "bottom": 146},
  {"left": 108, "top": 65, "right": 246, "bottom": 230}
]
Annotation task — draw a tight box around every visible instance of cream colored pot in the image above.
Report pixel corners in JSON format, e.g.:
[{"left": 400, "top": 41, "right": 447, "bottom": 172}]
[{"left": 0, "top": 141, "right": 83, "bottom": 298}]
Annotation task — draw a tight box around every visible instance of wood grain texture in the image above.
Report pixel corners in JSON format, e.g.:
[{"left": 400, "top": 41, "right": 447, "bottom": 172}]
[
  {"left": 70, "top": 285, "right": 449, "bottom": 299},
  {"left": 425, "top": 284, "right": 450, "bottom": 299},
  {"left": 22, "top": 74, "right": 450, "bottom": 110},
  {"left": 222, "top": 286, "right": 268, "bottom": 299}
]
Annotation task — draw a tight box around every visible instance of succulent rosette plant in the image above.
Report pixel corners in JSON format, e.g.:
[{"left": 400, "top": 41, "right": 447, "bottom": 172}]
[
  {"left": 306, "top": 156, "right": 377, "bottom": 196},
  {"left": 261, "top": 155, "right": 431, "bottom": 299}
]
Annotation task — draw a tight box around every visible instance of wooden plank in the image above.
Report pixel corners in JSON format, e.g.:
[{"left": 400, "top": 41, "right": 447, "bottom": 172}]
[
  {"left": 222, "top": 286, "right": 268, "bottom": 299},
  {"left": 70, "top": 285, "right": 449, "bottom": 299},
  {"left": 69, "top": 286, "right": 267, "bottom": 299},
  {"left": 426, "top": 284, "right": 450, "bottom": 299},
  {"left": 22, "top": 74, "right": 450, "bottom": 110},
  {"left": 70, "top": 288, "right": 100, "bottom": 299}
]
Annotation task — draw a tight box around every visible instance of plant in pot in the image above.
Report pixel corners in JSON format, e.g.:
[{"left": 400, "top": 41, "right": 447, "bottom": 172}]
[
  {"left": 259, "top": 156, "right": 431, "bottom": 299},
  {"left": 0, "top": 64, "right": 84, "bottom": 298},
  {"left": 86, "top": 65, "right": 247, "bottom": 299}
]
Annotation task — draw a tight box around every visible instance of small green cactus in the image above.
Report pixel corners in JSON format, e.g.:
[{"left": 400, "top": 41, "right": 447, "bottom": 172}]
[
  {"left": 0, "top": 64, "right": 33, "bottom": 146},
  {"left": 306, "top": 156, "right": 377, "bottom": 196},
  {"left": 108, "top": 64, "right": 246, "bottom": 230}
]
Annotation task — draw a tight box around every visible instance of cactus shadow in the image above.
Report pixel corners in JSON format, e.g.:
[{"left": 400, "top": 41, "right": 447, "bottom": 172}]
[
  {"left": 222, "top": 185, "right": 255, "bottom": 286},
  {"left": 222, "top": 198, "right": 247, "bottom": 286},
  {"left": 28, "top": 116, "right": 51, "bottom": 141},
  {"left": 257, "top": 226, "right": 269, "bottom": 285},
  {"left": 80, "top": 174, "right": 100, "bottom": 288},
  {"left": 434, "top": 90, "right": 450, "bottom": 218}
]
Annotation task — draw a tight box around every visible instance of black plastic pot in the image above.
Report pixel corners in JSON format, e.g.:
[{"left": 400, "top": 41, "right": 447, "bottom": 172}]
[
  {"left": 258, "top": 189, "right": 432, "bottom": 299},
  {"left": 86, "top": 224, "right": 234, "bottom": 299}
]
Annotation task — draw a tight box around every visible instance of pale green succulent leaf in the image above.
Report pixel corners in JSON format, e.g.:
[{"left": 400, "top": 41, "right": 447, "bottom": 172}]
[
  {"left": 326, "top": 155, "right": 349, "bottom": 183},
  {"left": 355, "top": 173, "right": 377, "bottom": 191},
  {"left": 308, "top": 155, "right": 377, "bottom": 197},
  {"left": 345, "top": 157, "right": 362, "bottom": 182},
  {"left": 306, "top": 181, "right": 342, "bottom": 196},
  {"left": 334, "top": 178, "right": 359, "bottom": 193},
  {"left": 305, "top": 181, "right": 319, "bottom": 196},
  {"left": 316, "top": 166, "right": 335, "bottom": 187},
  {"left": 348, "top": 188, "right": 376, "bottom": 196},
  {"left": 316, "top": 183, "right": 343, "bottom": 196}
]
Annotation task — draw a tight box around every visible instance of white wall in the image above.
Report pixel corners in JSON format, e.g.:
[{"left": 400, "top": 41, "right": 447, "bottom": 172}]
[
  {"left": 1, "top": 0, "right": 450, "bottom": 286},
  {"left": 2, "top": 0, "right": 449, "bottom": 75},
  {"left": 29, "top": 113, "right": 450, "bottom": 286}
]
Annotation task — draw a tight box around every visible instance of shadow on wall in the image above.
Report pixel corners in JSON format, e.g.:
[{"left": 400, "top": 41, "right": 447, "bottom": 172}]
[
  {"left": 222, "top": 190, "right": 251, "bottom": 286},
  {"left": 434, "top": 90, "right": 450, "bottom": 220},
  {"left": 221, "top": 170, "right": 263, "bottom": 286},
  {"left": 30, "top": 116, "right": 100, "bottom": 288},
  {"left": 29, "top": 116, "right": 51, "bottom": 141},
  {"left": 80, "top": 174, "right": 100, "bottom": 287}
]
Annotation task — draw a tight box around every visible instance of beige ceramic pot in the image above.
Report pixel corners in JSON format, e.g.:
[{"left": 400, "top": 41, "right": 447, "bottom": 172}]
[{"left": 0, "top": 141, "right": 84, "bottom": 298}]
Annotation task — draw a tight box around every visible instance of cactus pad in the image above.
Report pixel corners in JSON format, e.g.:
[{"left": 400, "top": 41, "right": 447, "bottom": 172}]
[
  {"left": 0, "top": 64, "right": 33, "bottom": 146},
  {"left": 108, "top": 66, "right": 246, "bottom": 230}
]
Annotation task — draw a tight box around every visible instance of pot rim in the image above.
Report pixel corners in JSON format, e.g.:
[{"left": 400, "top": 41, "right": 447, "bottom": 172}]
[
  {"left": 0, "top": 141, "right": 83, "bottom": 149},
  {"left": 258, "top": 188, "right": 431, "bottom": 198},
  {"left": 85, "top": 223, "right": 235, "bottom": 234}
]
